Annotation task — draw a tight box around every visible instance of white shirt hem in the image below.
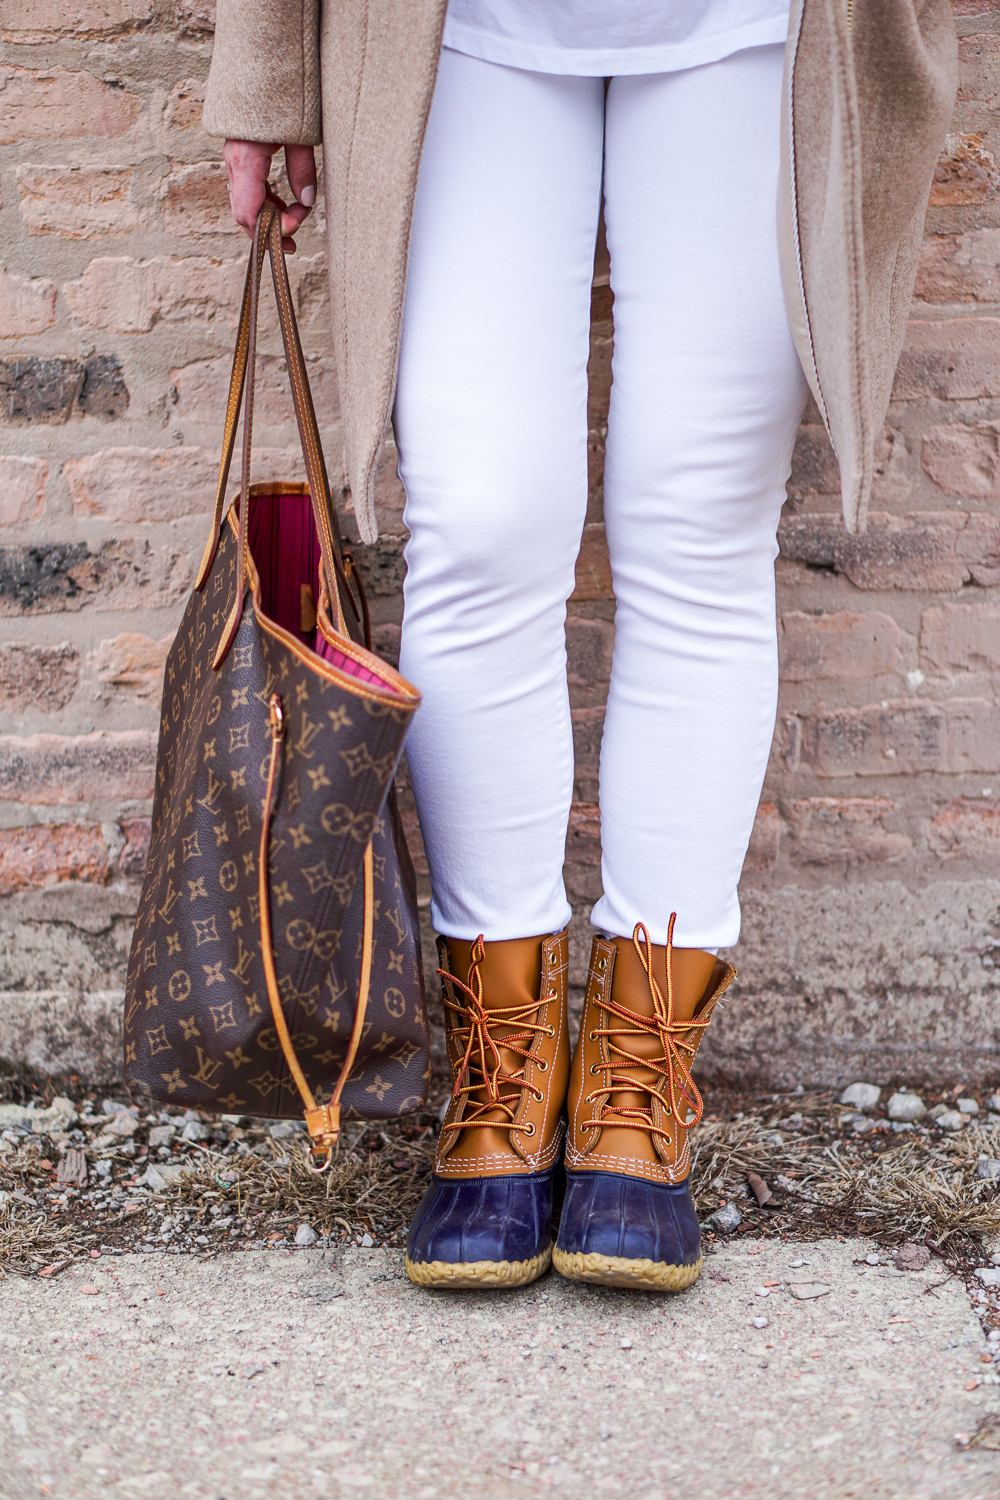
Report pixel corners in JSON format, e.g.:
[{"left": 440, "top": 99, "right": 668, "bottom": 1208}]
[{"left": 440, "top": 17, "right": 790, "bottom": 76}]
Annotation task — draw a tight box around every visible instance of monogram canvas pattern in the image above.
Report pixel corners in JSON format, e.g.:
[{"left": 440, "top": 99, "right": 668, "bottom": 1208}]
[{"left": 124, "top": 517, "right": 429, "bottom": 1122}]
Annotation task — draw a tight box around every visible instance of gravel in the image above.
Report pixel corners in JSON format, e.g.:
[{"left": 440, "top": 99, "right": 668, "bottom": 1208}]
[
  {"left": 840, "top": 1082, "right": 882, "bottom": 1111},
  {"left": 888, "top": 1092, "right": 926, "bottom": 1122}
]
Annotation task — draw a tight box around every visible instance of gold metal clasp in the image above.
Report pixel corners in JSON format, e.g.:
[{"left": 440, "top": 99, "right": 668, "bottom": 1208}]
[{"left": 269, "top": 693, "right": 285, "bottom": 739}]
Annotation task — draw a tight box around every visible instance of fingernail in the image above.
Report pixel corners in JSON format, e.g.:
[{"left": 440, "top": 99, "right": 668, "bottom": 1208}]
[{"left": 299, "top": 185, "right": 316, "bottom": 208}]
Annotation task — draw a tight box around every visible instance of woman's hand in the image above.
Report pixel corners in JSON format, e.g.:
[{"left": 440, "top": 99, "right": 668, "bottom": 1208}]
[{"left": 223, "top": 140, "right": 317, "bottom": 253}]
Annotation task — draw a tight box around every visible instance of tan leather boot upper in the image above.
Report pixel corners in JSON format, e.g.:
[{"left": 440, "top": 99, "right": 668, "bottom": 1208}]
[
  {"left": 566, "top": 922, "right": 735, "bottom": 1185},
  {"left": 435, "top": 931, "right": 570, "bottom": 1179}
]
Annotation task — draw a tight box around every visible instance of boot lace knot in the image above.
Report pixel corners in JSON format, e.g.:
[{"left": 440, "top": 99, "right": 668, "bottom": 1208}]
[
  {"left": 440, "top": 936, "right": 550, "bottom": 1136},
  {"left": 583, "top": 915, "right": 709, "bottom": 1145}
]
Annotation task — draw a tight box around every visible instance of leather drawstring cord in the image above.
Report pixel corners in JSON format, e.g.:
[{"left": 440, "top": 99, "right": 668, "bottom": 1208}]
[
  {"left": 440, "top": 937, "right": 551, "bottom": 1136},
  {"left": 582, "top": 914, "right": 710, "bottom": 1143},
  {"left": 259, "top": 692, "right": 374, "bottom": 1171}
]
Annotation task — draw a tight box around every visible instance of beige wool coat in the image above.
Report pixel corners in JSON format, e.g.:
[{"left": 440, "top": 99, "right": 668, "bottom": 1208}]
[{"left": 203, "top": 0, "right": 957, "bottom": 546}]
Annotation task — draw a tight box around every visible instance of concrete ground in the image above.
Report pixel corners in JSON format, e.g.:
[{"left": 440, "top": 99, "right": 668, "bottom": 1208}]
[{"left": 1, "top": 1238, "right": 999, "bottom": 1500}]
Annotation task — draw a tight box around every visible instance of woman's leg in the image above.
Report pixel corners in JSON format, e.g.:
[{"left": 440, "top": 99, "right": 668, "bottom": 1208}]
[
  {"left": 595, "top": 42, "right": 808, "bottom": 953},
  {"left": 555, "top": 45, "right": 808, "bottom": 1291},
  {"left": 395, "top": 47, "right": 604, "bottom": 943}
]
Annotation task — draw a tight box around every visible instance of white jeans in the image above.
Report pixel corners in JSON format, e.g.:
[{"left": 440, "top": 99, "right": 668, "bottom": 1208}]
[{"left": 394, "top": 43, "right": 807, "bottom": 951}]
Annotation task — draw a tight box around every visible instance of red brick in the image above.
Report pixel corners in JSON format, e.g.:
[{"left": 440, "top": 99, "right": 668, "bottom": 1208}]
[
  {"left": 171, "top": 354, "right": 341, "bottom": 427},
  {"left": 163, "top": 162, "right": 239, "bottom": 238},
  {"left": 779, "top": 610, "right": 903, "bottom": 681},
  {"left": 0, "top": 67, "right": 139, "bottom": 144},
  {"left": 0, "top": 540, "right": 191, "bottom": 618},
  {"left": 0, "top": 265, "right": 57, "bottom": 338},
  {"left": 398, "top": 804, "right": 428, "bottom": 877},
  {"left": 565, "top": 801, "right": 602, "bottom": 901},
  {"left": 743, "top": 802, "right": 780, "bottom": 872},
  {"left": 920, "top": 603, "right": 1000, "bottom": 673},
  {"left": 572, "top": 706, "right": 604, "bottom": 794},
  {"left": 788, "top": 798, "right": 911, "bottom": 866},
  {"left": 63, "top": 256, "right": 244, "bottom": 334},
  {"left": 0, "top": 643, "right": 79, "bottom": 713},
  {"left": 927, "top": 131, "right": 999, "bottom": 206},
  {"left": 119, "top": 816, "right": 151, "bottom": 877},
  {"left": 89, "top": 632, "right": 171, "bottom": 700},
  {"left": 923, "top": 420, "right": 1000, "bottom": 499},
  {"left": 0, "top": 822, "right": 109, "bottom": 895},
  {"left": 788, "top": 424, "right": 840, "bottom": 498},
  {"left": 928, "top": 798, "right": 1000, "bottom": 859},
  {"left": 894, "top": 319, "right": 1000, "bottom": 401},
  {"left": 17, "top": 166, "right": 139, "bottom": 239},
  {"left": 0, "top": 1, "right": 151, "bottom": 41},
  {"left": 778, "top": 510, "right": 1000, "bottom": 591},
  {"left": 177, "top": 0, "right": 215, "bottom": 31},
  {"left": 65, "top": 446, "right": 215, "bottom": 523},
  {"left": 915, "top": 230, "right": 1000, "bottom": 303},
  {"left": 957, "top": 34, "right": 1000, "bottom": 110},
  {"left": 0, "top": 457, "right": 47, "bottom": 525},
  {"left": 567, "top": 617, "right": 615, "bottom": 700},
  {"left": 805, "top": 698, "right": 1000, "bottom": 777},
  {"left": 0, "top": 731, "right": 156, "bottom": 804},
  {"left": 572, "top": 523, "right": 612, "bottom": 601},
  {"left": 165, "top": 78, "right": 205, "bottom": 134}
]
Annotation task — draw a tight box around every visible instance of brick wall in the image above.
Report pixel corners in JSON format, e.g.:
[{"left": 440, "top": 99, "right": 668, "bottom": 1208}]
[{"left": 0, "top": 2, "right": 997, "bottom": 1088}]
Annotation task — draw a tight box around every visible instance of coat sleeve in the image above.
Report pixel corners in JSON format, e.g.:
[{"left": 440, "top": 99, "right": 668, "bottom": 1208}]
[{"left": 202, "top": 0, "right": 322, "bottom": 144}]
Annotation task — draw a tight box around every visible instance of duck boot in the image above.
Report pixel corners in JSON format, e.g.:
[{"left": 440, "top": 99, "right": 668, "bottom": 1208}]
[
  {"left": 553, "top": 916, "right": 735, "bottom": 1292},
  {"left": 405, "top": 931, "right": 570, "bottom": 1289}
]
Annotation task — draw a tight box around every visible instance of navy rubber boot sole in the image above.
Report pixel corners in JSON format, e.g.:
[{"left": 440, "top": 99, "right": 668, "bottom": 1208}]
[
  {"left": 405, "top": 1167, "right": 556, "bottom": 1289},
  {"left": 552, "top": 1169, "right": 703, "bottom": 1291}
]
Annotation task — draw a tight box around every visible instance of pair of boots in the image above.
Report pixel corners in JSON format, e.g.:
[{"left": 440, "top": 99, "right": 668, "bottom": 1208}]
[{"left": 405, "top": 922, "right": 735, "bottom": 1291}]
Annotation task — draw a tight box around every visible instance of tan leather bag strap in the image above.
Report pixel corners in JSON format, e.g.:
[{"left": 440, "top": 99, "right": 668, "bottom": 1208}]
[
  {"left": 258, "top": 692, "right": 374, "bottom": 1169},
  {"left": 208, "top": 201, "right": 349, "bottom": 666}
]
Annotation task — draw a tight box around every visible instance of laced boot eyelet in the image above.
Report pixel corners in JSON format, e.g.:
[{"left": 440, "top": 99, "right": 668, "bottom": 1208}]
[
  {"left": 588, "top": 1030, "right": 597, "bottom": 1042},
  {"left": 521, "top": 1122, "right": 536, "bottom": 1136},
  {"left": 535, "top": 1057, "right": 548, "bottom": 1072},
  {"left": 545, "top": 1025, "right": 555, "bottom": 1037}
]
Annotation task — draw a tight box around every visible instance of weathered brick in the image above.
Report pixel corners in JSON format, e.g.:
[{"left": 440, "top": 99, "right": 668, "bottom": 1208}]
[
  {"left": 565, "top": 800, "right": 602, "bottom": 901},
  {"left": 0, "top": 356, "right": 128, "bottom": 425},
  {"left": 163, "top": 162, "right": 237, "bottom": 237},
  {"left": 352, "top": 533, "right": 406, "bottom": 598},
  {"left": 0, "top": 457, "right": 47, "bottom": 526},
  {"left": 0, "top": 264, "right": 57, "bottom": 338},
  {"left": 0, "top": 643, "right": 79, "bottom": 713},
  {"left": 778, "top": 510, "right": 1000, "bottom": 590},
  {"left": 894, "top": 319, "right": 1000, "bottom": 401},
  {"left": 171, "top": 353, "right": 341, "bottom": 426},
  {"left": 923, "top": 419, "right": 1000, "bottom": 499},
  {"left": 779, "top": 610, "right": 903, "bottom": 681},
  {"left": 0, "top": 823, "right": 109, "bottom": 896},
  {"left": 928, "top": 798, "right": 1000, "bottom": 859},
  {"left": 397, "top": 804, "right": 428, "bottom": 877},
  {"left": 915, "top": 230, "right": 1000, "bottom": 303},
  {"left": 805, "top": 698, "right": 1000, "bottom": 777},
  {"left": 928, "top": 131, "right": 999, "bottom": 206},
  {"left": 177, "top": 0, "right": 215, "bottom": 32},
  {"left": 89, "top": 632, "right": 171, "bottom": 700},
  {"left": 165, "top": 78, "right": 205, "bottom": 134},
  {"left": 788, "top": 798, "right": 911, "bottom": 866},
  {"left": 788, "top": 424, "right": 840, "bottom": 498},
  {"left": 957, "top": 34, "right": 1000, "bottom": 110},
  {"left": 65, "top": 446, "right": 214, "bottom": 524},
  {"left": 17, "top": 165, "right": 139, "bottom": 239},
  {"left": 572, "top": 523, "right": 612, "bottom": 601},
  {"left": 567, "top": 617, "right": 615, "bottom": 700},
  {"left": 63, "top": 256, "right": 244, "bottom": 334},
  {"left": 920, "top": 602, "right": 1000, "bottom": 673},
  {"left": 0, "top": 1, "right": 152, "bottom": 42},
  {"left": 119, "top": 816, "right": 151, "bottom": 877},
  {"left": 372, "top": 438, "right": 406, "bottom": 524},
  {"left": 0, "top": 731, "right": 156, "bottom": 804},
  {"left": 0, "top": 68, "right": 139, "bottom": 144},
  {"left": 743, "top": 802, "right": 780, "bottom": 872},
  {"left": 0, "top": 540, "right": 190, "bottom": 616},
  {"left": 572, "top": 706, "right": 604, "bottom": 795}
]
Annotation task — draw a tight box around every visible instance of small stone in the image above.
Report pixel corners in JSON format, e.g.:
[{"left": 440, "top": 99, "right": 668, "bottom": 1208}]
[
  {"left": 756, "top": 1287, "right": 771, "bottom": 1298},
  {"left": 705, "top": 1202, "right": 741, "bottom": 1235},
  {"left": 789, "top": 1258, "right": 811, "bottom": 1268},
  {"left": 890, "top": 1122, "right": 915, "bottom": 1134},
  {"left": 893, "top": 1242, "right": 931, "bottom": 1271},
  {"left": 619, "top": 1337, "right": 633, "bottom": 1349},
  {"left": 976, "top": 1267, "right": 1000, "bottom": 1287},
  {"left": 987, "top": 1094, "right": 1000, "bottom": 1113},
  {"left": 147, "top": 1125, "right": 175, "bottom": 1148},
  {"left": 359, "top": 1233, "right": 374, "bottom": 1247},
  {"left": 865, "top": 1253, "right": 881, "bottom": 1266},
  {"left": 790, "top": 1283, "right": 831, "bottom": 1300},
  {"left": 957, "top": 1098, "right": 980, "bottom": 1116},
  {"left": 851, "top": 1115, "right": 876, "bottom": 1135},
  {"left": 976, "top": 1158, "right": 1000, "bottom": 1180},
  {"left": 987, "top": 1114, "right": 1000, "bottom": 1127},
  {"left": 751, "top": 1316, "right": 769, "bottom": 1329},
  {"left": 839, "top": 1082, "right": 881, "bottom": 1112},
  {"left": 102, "top": 1099, "right": 128, "bottom": 1116},
  {"left": 101, "top": 1112, "right": 139, "bottom": 1139},
  {"left": 887, "top": 1092, "right": 925, "bottom": 1122},
  {"left": 294, "top": 1223, "right": 318, "bottom": 1247},
  {"left": 928, "top": 1103, "right": 948, "bottom": 1119},
  {"left": 180, "top": 1120, "right": 209, "bottom": 1143},
  {"left": 936, "top": 1110, "right": 966, "bottom": 1131},
  {"left": 142, "top": 1162, "right": 193, "bottom": 1190}
]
